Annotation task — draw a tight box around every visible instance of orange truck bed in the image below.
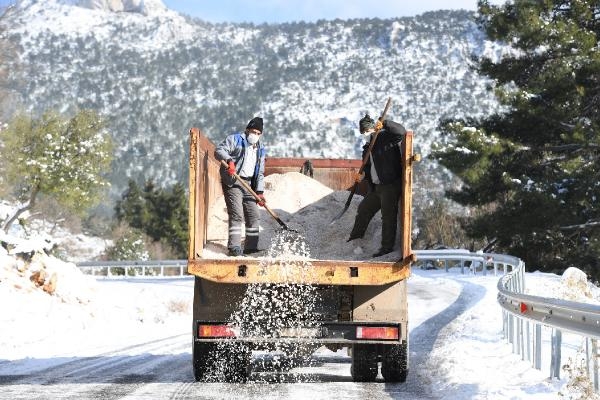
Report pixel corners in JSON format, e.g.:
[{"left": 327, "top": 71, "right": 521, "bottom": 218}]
[{"left": 187, "top": 127, "right": 416, "bottom": 285}]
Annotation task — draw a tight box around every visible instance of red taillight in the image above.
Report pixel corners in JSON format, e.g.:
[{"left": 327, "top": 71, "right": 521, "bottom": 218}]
[
  {"left": 198, "top": 324, "right": 236, "bottom": 338},
  {"left": 356, "top": 326, "right": 399, "bottom": 340}
]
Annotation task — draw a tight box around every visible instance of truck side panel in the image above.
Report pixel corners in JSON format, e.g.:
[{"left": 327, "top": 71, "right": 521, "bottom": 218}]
[{"left": 353, "top": 281, "right": 409, "bottom": 341}]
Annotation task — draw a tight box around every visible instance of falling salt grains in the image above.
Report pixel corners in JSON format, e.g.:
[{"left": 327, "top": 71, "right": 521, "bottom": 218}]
[{"left": 204, "top": 230, "right": 324, "bottom": 383}]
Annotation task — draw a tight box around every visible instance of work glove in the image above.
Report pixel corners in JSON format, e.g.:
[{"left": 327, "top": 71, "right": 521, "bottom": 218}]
[
  {"left": 256, "top": 193, "right": 266, "bottom": 207},
  {"left": 226, "top": 160, "right": 236, "bottom": 176},
  {"left": 375, "top": 120, "right": 383, "bottom": 131}
]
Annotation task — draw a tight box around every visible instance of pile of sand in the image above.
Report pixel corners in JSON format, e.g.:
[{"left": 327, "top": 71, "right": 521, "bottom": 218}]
[{"left": 203, "top": 172, "right": 400, "bottom": 261}]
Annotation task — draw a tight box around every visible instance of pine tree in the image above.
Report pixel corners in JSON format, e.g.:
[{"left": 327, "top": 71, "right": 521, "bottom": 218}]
[
  {"left": 114, "top": 179, "right": 145, "bottom": 229},
  {"left": 115, "top": 179, "right": 188, "bottom": 258},
  {"left": 167, "top": 182, "right": 188, "bottom": 257},
  {"left": 433, "top": 0, "right": 600, "bottom": 278}
]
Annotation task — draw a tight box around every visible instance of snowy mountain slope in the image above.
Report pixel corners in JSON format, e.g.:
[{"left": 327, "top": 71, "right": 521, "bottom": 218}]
[{"left": 3, "top": 2, "right": 507, "bottom": 201}]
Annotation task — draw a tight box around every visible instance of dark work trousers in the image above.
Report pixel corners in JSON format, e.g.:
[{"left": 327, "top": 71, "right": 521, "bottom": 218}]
[
  {"left": 222, "top": 179, "right": 260, "bottom": 251},
  {"left": 348, "top": 179, "right": 402, "bottom": 251}
]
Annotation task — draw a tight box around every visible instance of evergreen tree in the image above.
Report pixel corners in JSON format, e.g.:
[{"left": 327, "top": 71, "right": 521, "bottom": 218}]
[
  {"left": 169, "top": 182, "right": 189, "bottom": 256},
  {"left": 433, "top": 1, "right": 600, "bottom": 278},
  {"left": 115, "top": 179, "right": 188, "bottom": 258},
  {"left": 0, "top": 109, "right": 113, "bottom": 232},
  {"left": 114, "top": 179, "right": 145, "bottom": 229}
]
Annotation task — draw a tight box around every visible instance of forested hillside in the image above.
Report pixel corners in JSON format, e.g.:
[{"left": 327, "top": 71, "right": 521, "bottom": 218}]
[{"left": 3, "top": 1, "right": 507, "bottom": 202}]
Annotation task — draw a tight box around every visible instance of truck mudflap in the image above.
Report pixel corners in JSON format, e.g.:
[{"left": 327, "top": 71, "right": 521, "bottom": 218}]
[{"left": 194, "top": 320, "right": 404, "bottom": 345}]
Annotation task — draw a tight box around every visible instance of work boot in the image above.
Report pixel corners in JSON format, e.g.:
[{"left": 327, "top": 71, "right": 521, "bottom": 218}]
[
  {"left": 372, "top": 247, "right": 393, "bottom": 257},
  {"left": 228, "top": 246, "right": 243, "bottom": 257},
  {"left": 243, "top": 248, "right": 265, "bottom": 255}
]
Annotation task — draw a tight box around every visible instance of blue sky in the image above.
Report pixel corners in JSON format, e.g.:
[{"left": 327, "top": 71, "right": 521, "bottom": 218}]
[
  {"left": 0, "top": 1, "right": 504, "bottom": 23},
  {"left": 162, "top": 0, "right": 493, "bottom": 23}
]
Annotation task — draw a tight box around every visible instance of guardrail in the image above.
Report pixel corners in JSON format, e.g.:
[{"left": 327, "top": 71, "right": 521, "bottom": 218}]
[
  {"left": 413, "top": 249, "right": 518, "bottom": 276},
  {"left": 496, "top": 259, "right": 600, "bottom": 392},
  {"left": 76, "top": 252, "right": 508, "bottom": 278},
  {"left": 76, "top": 259, "right": 189, "bottom": 278}
]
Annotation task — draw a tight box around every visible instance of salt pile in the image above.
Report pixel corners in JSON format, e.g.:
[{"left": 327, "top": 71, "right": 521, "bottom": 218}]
[{"left": 204, "top": 172, "right": 401, "bottom": 261}]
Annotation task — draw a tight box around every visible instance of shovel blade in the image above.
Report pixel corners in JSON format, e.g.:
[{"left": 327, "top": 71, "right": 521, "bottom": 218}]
[
  {"left": 329, "top": 205, "right": 350, "bottom": 225},
  {"left": 276, "top": 217, "right": 299, "bottom": 233},
  {"left": 330, "top": 183, "right": 357, "bottom": 225}
]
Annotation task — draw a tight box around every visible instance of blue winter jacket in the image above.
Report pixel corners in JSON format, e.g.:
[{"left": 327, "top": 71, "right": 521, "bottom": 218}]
[{"left": 214, "top": 132, "right": 266, "bottom": 194}]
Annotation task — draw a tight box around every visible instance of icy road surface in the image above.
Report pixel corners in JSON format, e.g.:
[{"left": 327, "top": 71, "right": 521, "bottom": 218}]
[{"left": 0, "top": 270, "right": 539, "bottom": 400}]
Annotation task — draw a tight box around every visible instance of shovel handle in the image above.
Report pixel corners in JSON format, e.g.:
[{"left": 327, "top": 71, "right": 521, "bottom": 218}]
[
  {"left": 358, "top": 97, "right": 392, "bottom": 175},
  {"left": 219, "top": 159, "right": 290, "bottom": 230}
]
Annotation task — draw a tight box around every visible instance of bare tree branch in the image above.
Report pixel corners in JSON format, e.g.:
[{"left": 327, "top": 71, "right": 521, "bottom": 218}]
[{"left": 559, "top": 220, "right": 600, "bottom": 231}]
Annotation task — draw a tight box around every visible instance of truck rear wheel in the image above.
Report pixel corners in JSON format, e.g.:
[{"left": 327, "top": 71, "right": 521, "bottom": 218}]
[
  {"left": 221, "top": 343, "right": 251, "bottom": 383},
  {"left": 351, "top": 344, "right": 378, "bottom": 382},
  {"left": 381, "top": 342, "right": 408, "bottom": 383},
  {"left": 193, "top": 342, "right": 251, "bottom": 382},
  {"left": 192, "top": 342, "right": 215, "bottom": 382}
]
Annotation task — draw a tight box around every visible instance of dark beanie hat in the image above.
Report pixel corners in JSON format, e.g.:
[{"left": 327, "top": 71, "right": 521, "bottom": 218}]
[
  {"left": 246, "top": 117, "right": 263, "bottom": 133},
  {"left": 359, "top": 114, "right": 375, "bottom": 133}
]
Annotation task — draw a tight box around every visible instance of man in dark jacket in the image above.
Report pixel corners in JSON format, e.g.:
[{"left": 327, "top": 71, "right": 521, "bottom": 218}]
[
  {"left": 214, "top": 117, "right": 267, "bottom": 257},
  {"left": 348, "top": 113, "right": 406, "bottom": 257}
]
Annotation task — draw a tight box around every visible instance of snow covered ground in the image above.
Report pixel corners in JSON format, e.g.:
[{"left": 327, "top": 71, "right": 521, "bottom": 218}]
[
  {"left": 1, "top": 172, "right": 599, "bottom": 398},
  {"left": 1, "top": 238, "right": 599, "bottom": 398}
]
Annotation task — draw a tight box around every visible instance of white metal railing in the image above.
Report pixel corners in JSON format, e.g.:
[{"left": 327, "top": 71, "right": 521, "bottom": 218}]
[
  {"left": 413, "top": 249, "right": 519, "bottom": 276},
  {"left": 76, "top": 259, "right": 189, "bottom": 278},
  {"left": 497, "top": 260, "right": 600, "bottom": 391},
  {"left": 414, "top": 249, "right": 599, "bottom": 392}
]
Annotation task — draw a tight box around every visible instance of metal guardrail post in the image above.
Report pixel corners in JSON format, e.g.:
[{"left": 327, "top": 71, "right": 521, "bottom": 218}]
[
  {"left": 502, "top": 311, "right": 508, "bottom": 340},
  {"left": 519, "top": 319, "right": 525, "bottom": 360},
  {"left": 588, "top": 338, "right": 599, "bottom": 391},
  {"left": 550, "top": 328, "right": 562, "bottom": 379},
  {"left": 525, "top": 321, "right": 532, "bottom": 362},
  {"left": 534, "top": 323, "right": 542, "bottom": 370},
  {"left": 509, "top": 314, "right": 516, "bottom": 352}
]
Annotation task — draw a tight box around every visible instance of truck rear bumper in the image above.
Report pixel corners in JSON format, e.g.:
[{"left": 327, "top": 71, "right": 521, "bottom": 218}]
[{"left": 194, "top": 321, "right": 405, "bottom": 345}]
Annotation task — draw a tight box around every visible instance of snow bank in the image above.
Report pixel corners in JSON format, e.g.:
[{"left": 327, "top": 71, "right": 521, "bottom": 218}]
[
  {"left": 0, "top": 235, "right": 190, "bottom": 361},
  {"left": 527, "top": 268, "right": 600, "bottom": 305},
  {"left": 0, "top": 232, "right": 97, "bottom": 301}
]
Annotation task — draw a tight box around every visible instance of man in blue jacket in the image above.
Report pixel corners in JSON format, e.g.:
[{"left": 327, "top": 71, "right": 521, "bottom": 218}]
[
  {"left": 214, "top": 117, "right": 267, "bottom": 257},
  {"left": 348, "top": 113, "right": 406, "bottom": 257}
]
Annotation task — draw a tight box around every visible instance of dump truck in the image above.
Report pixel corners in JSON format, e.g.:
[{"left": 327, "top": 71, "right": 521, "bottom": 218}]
[{"left": 187, "top": 126, "right": 417, "bottom": 383}]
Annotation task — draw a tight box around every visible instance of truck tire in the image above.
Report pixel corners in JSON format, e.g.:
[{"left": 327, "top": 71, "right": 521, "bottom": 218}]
[
  {"left": 221, "top": 343, "right": 251, "bottom": 383},
  {"left": 193, "top": 342, "right": 251, "bottom": 382},
  {"left": 351, "top": 344, "right": 378, "bottom": 382},
  {"left": 192, "top": 342, "right": 215, "bottom": 382},
  {"left": 381, "top": 342, "right": 408, "bottom": 383}
]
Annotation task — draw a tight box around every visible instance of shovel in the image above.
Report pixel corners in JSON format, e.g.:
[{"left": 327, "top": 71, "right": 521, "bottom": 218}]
[
  {"left": 219, "top": 160, "right": 298, "bottom": 233},
  {"left": 330, "top": 97, "right": 392, "bottom": 224}
]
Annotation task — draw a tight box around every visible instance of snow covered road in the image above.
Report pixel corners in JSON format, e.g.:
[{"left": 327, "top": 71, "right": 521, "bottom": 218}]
[
  {"left": 0, "top": 271, "right": 465, "bottom": 399},
  {"left": 1, "top": 268, "right": 582, "bottom": 399}
]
